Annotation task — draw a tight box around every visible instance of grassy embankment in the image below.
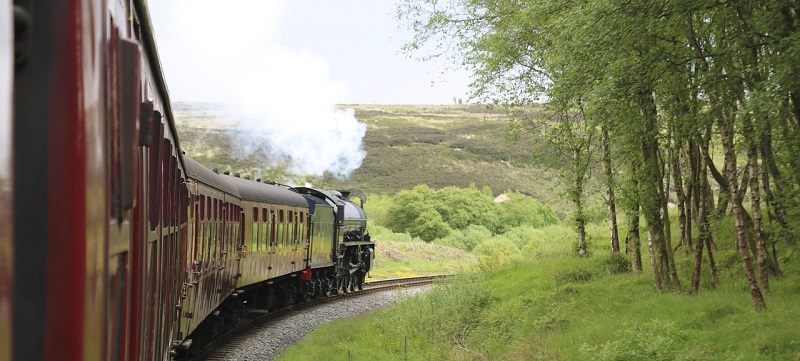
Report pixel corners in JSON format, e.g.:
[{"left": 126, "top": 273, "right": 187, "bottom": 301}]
[{"left": 279, "top": 217, "right": 800, "bottom": 360}]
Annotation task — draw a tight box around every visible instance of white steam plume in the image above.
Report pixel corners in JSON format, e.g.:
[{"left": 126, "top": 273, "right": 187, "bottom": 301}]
[{"left": 150, "top": 0, "right": 366, "bottom": 178}]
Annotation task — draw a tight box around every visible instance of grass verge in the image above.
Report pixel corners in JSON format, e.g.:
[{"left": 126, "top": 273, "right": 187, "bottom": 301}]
[{"left": 278, "top": 223, "right": 800, "bottom": 361}]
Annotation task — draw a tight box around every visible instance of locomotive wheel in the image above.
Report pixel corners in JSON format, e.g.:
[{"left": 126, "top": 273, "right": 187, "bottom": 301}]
[{"left": 357, "top": 275, "right": 364, "bottom": 291}]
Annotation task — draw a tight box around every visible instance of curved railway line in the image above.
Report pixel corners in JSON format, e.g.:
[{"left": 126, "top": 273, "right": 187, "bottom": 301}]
[{"left": 194, "top": 275, "right": 448, "bottom": 361}]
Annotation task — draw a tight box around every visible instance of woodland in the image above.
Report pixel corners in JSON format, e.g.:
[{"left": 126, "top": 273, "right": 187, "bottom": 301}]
[{"left": 396, "top": 0, "right": 800, "bottom": 311}]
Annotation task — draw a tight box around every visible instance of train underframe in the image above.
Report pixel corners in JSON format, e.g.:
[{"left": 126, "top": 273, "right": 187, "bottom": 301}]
[{"left": 176, "top": 242, "right": 373, "bottom": 359}]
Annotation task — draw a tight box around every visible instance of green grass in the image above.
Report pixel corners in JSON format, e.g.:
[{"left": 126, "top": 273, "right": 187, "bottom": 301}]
[
  {"left": 277, "top": 222, "right": 800, "bottom": 361},
  {"left": 368, "top": 226, "right": 476, "bottom": 279}
]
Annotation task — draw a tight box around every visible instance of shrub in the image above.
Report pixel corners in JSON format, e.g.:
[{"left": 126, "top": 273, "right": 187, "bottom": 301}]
[
  {"left": 522, "top": 225, "right": 576, "bottom": 258},
  {"left": 410, "top": 207, "right": 452, "bottom": 242},
  {"left": 604, "top": 252, "right": 631, "bottom": 274},
  {"left": 473, "top": 236, "right": 522, "bottom": 270},
  {"left": 497, "top": 191, "right": 560, "bottom": 231},
  {"left": 579, "top": 320, "right": 687, "bottom": 361}
]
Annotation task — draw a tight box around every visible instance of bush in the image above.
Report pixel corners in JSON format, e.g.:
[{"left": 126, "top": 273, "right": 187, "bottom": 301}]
[
  {"left": 370, "top": 225, "right": 421, "bottom": 243},
  {"left": 522, "top": 225, "right": 576, "bottom": 258},
  {"left": 410, "top": 207, "right": 452, "bottom": 242},
  {"left": 604, "top": 252, "right": 631, "bottom": 274},
  {"left": 436, "top": 225, "right": 493, "bottom": 251},
  {"left": 497, "top": 191, "right": 560, "bottom": 231},
  {"left": 364, "top": 194, "right": 394, "bottom": 228},
  {"left": 473, "top": 236, "right": 522, "bottom": 270},
  {"left": 579, "top": 320, "right": 687, "bottom": 361}
]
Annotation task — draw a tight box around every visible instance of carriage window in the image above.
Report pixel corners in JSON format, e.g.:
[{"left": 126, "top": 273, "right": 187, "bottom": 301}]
[
  {"left": 252, "top": 207, "right": 258, "bottom": 251},
  {"left": 198, "top": 196, "right": 206, "bottom": 264},
  {"left": 193, "top": 197, "right": 200, "bottom": 260},
  {"left": 268, "top": 208, "right": 269, "bottom": 251},
  {"left": 270, "top": 212, "right": 277, "bottom": 248}
]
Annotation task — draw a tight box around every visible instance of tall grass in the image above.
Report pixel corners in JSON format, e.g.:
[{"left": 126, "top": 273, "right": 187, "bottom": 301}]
[{"left": 278, "top": 218, "right": 800, "bottom": 360}]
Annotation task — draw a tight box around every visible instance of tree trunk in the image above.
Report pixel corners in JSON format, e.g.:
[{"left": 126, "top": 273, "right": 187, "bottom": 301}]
[
  {"left": 746, "top": 139, "right": 770, "bottom": 294},
  {"left": 573, "top": 148, "right": 587, "bottom": 257},
  {"left": 627, "top": 210, "right": 642, "bottom": 273},
  {"left": 639, "top": 89, "right": 676, "bottom": 290},
  {"left": 702, "top": 145, "right": 731, "bottom": 219},
  {"left": 671, "top": 146, "right": 689, "bottom": 254},
  {"left": 718, "top": 118, "right": 766, "bottom": 311},
  {"left": 690, "top": 219, "right": 704, "bottom": 295},
  {"left": 742, "top": 116, "right": 772, "bottom": 294},
  {"left": 691, "top": 136, "right": 718, "bottom": 293},
  {"left": 699, "top": 132, "right": 718, "bottom": 250},
  {"left": 626, "top": 163, "right": 643, "bottom": 273},
  {"left": 602, "top": 125, "right": 620, "bottom": 252},
  {"left": 760, "top": 122, "right": 793, "bottom": 245},
  {"left": 686, "top": 139, "right": 700, "bottom": 251}
]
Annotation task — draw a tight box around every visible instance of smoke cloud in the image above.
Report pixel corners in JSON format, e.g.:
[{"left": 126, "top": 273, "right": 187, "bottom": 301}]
[{"left": 149, "top": 0, "right": 366, "bottom": 178}]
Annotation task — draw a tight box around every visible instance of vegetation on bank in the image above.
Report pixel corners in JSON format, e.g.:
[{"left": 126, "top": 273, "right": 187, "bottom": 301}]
[{"left": 278, "top": 215, "right": 800, "bottom": 360}]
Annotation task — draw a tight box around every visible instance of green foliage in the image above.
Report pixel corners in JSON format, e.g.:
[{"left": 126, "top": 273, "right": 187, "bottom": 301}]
[
  {"left": 409, "top": 206, "right": 452, "bottom": 242},
  {"left": 437, "top": 224, "right": 492, "bottom": 251},
  {"left": 363, "top": 194, "right": 394, "bottom": 228},
  {"left": 381, "top": 185, "right": 564, "bottom": 244},
  {"left": 397, "top": 0, "right": 800, "bottom": 302},
  {"left": 385, "top": 185, "right": 505, "bottom": 241},
  {"left": 604, "top": 252, "right": 631, "bottom": 274},
  {"left": 473, "top": 236, "right": 522, "bottom": 270},
  {"left": 565, "top": 201, "right": 610, "bottom": 226},
  {"left": 384, "top": 185, "right": 435, "bottom": 240},
  {"left": 497, "top": 191, "right": 560, "bottom": 231},
  {"left": 579, "top": 320, "right": 687, "bottom": 361},
  {"left": 429, "top": 185, "right": 502, "bottom": 232},
  {"left": 521, "top": 224, "right": 576, "bottom": 258},
  {"left": 500, "top": 225, "right": 539, "bottom": 249},
  {"left": 369, "top": 225, "right": 421, "bottom": 243}
]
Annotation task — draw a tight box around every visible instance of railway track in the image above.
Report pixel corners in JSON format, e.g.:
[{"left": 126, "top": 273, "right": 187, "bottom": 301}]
[{"left": 193, "top": 275, "right": 447, "bottom": 361}]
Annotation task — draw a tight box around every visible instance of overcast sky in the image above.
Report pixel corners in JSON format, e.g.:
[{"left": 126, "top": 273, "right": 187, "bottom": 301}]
[{"left": 148, "top": 1, "right": 472, "bottom": 105}]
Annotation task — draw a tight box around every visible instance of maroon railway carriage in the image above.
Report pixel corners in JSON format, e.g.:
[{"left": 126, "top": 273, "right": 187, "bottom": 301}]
[{"left": 8, "top": 1, "right": 190, "bottom": 360}]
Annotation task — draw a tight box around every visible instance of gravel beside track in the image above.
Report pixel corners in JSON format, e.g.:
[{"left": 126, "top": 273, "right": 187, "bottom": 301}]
[{"left": 208, "top": 286, "right": 431, "bottom": 361}]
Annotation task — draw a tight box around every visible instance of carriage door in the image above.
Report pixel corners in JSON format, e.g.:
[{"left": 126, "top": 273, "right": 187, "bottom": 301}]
[{"left": 108, "top": 24, "right": 142, "bottom": 361}]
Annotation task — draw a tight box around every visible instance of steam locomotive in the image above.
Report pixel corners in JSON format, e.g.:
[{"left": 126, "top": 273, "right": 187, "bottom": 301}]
[{"left": 2, "top": 1, "right": 373, "bottom": 360}]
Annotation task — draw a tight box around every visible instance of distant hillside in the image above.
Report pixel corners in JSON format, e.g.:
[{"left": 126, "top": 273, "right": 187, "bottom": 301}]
[{"left": 173, "top": 102, "right": 574, "bottom": 216}]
